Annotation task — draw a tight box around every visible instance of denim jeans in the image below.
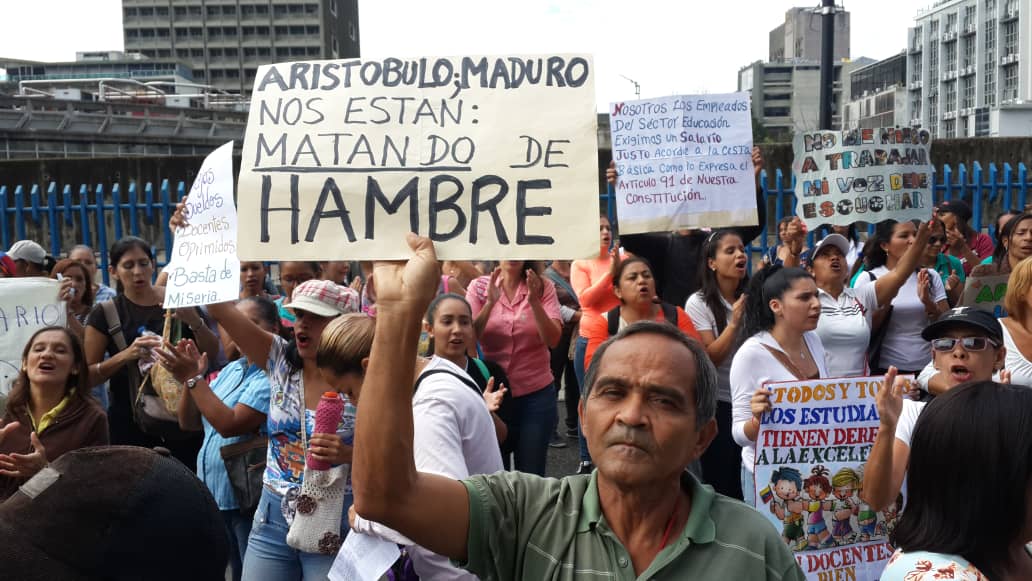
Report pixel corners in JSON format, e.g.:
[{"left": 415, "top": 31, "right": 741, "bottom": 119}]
[
  {"left": 740, "top": 464, "right": 756, "bottom": 508},
  {"left": 502, "top": 384, "right": 557, "bottom": 476},
  {"left": 573, "top": 336, "right": 592, "bottom": 463},
  {"left": 242, "top": 487, "right": 346, "bottom": 580},
  {"left": 222, "top": 509, "right": 252, "bottom": 581}
]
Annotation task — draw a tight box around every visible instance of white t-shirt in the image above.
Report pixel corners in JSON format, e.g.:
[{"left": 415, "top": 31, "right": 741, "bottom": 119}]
[
  {"left": 855, "top": 267, "right": 946, "bottom": 371},
  {"left": 815, "top": 284, "right": 879, "bottom": 377},
  {"left": 685, "top": 292, "right": 735, "bottom": 403},
  {"left": 1000, "top": 321, "right": 1032, "bottom": 387},
  {"left": 894, "top": 399, "right": 926, "bottom": 447},
  {"left": 351, "top": 356, "right": 502, "bottom": 581},
  {"left": 729, "top": 331, "right": 829, "bottom": 471}
]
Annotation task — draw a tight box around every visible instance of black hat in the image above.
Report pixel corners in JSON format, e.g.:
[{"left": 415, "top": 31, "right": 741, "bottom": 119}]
[
  {"left": 0, "top": 446, "right": 228, "bottom": 580},
  {"left": 921, "top": 307, "right": 1003, "bottom": 343},
  {"left": 938, "top": 199, "right": 973, "bottom": 222}
]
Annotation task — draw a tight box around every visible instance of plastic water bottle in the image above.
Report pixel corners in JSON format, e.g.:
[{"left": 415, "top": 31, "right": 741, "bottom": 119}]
[{"left": 307, "top": 391, "right": 344, "bottom": 470}]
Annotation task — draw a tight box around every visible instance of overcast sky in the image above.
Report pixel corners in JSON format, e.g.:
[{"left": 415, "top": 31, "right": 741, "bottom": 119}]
[{"left": 2, "top": 0, "right": 932, "bottom": 106}]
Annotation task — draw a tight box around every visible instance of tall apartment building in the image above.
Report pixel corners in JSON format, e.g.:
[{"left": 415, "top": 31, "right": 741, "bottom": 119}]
[
  {"left": 739, "top": 58, "right": 873, "bottom": 141},
  {"left": 842, "top": 52, "right": 911, "bottom": 130},
  {"left": 907, "top": 0, "right": 1032, "bottom": 137},
  {"left": 121, "top": 0, "right": 360, "bottom": 95},
  {"left": 769, "top": 6, "right": 851, "bottom": 63}
]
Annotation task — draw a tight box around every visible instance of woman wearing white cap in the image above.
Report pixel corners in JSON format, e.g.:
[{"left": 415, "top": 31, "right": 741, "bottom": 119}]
[
  {"left": 811, "top": 220, "right": 933, "bottom": 377},
  {"left": 6, "top": 240, "right": 48, "bottom": 277}
]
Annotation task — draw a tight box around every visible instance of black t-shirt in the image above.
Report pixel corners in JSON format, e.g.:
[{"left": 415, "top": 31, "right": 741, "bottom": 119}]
[{"left": 86, "top": 295, "right": 198, "bottom": 456}]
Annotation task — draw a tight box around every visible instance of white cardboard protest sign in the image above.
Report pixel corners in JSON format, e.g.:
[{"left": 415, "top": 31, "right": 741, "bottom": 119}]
[
  {"left": 237, "top": 55, "right": 599, "bottom": 260},
  {"left": 792, "top": 128, "right": 933, "bottom": 230},
  {"left": 164, "top": 141, "right": 240, "bottom": 308},
  {"left": 0, "top": 278, "right": 67, "bottom": 395},
  {"left": 754, "top": 375, "right": 910, "bottom": 581},
  {"left": 609, "top": 93, "right": 757, "bottom": 234}
]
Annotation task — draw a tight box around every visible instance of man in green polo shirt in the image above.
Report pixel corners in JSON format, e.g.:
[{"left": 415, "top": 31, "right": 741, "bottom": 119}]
[{"left": 352, "top": 234, "right": 804, "bottom": 581}]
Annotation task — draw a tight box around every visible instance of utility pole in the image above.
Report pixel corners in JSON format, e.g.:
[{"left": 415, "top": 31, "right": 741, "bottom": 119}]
[{"left": 818, "top": 0, "right": 836, "bottom": 130}]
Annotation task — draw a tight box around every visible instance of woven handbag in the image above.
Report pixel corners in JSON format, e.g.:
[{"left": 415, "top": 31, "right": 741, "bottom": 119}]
[{"left": 285, "top": 415, "right": 349, "bottom": 555}]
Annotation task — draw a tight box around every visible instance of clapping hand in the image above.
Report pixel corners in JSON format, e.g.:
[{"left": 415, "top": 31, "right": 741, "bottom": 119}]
[{"left": 483, "top": 377, "right": 507, "bottom": 412}]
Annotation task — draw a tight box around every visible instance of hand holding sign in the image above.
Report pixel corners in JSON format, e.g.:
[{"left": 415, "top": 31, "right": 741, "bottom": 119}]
[{"left": 371, "top": 234, "right": 441, "bottom": 316}]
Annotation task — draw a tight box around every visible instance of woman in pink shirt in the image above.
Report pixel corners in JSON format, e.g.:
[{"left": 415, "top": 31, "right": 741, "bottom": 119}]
[
  {"left": 467, "top": 261, "right": 561, "bottom": 476},
  {"left": 570, "top": 215, "right": 621, "bottom": 471}
]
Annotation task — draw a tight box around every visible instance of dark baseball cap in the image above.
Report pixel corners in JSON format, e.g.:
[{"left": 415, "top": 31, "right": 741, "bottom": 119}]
[
  {"left": 938, "top": 199, "right": 973, "bottom": 222},
  {"left": 921, "top": 307, "right": 1003, "bottom": 343},
  {"left": 0, "top": 446, "right": 228, "bottom": 580}
]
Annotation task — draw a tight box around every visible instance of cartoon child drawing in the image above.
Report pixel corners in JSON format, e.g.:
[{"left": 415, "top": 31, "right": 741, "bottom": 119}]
[
  {"left": 830, "top": 467, "right": 862, "bottom": 545},
  {"left": 768, "top": 467, "right": 807, "bottom": 550},
  {"left": 803, "top": 465, "right": 836, "bottom": 549},
  {"left": 879, "top": 493, "right": 904, "bottom": 538}
]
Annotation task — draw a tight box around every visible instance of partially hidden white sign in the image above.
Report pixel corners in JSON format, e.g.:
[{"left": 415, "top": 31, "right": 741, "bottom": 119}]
[
  {"left": 609, "top": 93, "right": 757, "bottom": 234},
  {"left": 164, "top": 141, "right": 241, "bottom": 308},
  {"left": 0, "top": 278, "right": 67, "bottom": 395}
]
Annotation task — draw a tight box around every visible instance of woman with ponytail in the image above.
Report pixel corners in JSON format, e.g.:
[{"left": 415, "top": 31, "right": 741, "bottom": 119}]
[
  {"left": 685, "top": 229, "right": 748, "bottom": 499},
  {"left": 729, "top": 266, "right": 828, "bottom": 505}
]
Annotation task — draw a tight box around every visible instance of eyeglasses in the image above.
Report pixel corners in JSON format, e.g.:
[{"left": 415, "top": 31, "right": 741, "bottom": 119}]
[
  {"left": 928, "top": 236, "right": 947, "bottom": 245},
  {"left": 930, "top": 337, "right": 999, "bottom": 352}
]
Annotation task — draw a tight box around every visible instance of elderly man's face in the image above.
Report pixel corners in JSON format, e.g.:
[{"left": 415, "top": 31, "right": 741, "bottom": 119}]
[{"left": 579, "top": 333, "right": 717, "bottom": 487}]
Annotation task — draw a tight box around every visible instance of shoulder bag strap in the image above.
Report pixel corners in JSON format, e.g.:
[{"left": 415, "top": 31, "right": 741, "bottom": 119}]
[
  {"left": 760, "top": 344, "right": 809, "bottom": 381},
  {"left": 101, "top": 300, "right": 128, "bottom": 352},
  {"left": 471, "top": 358, "right": 490, "bottom": 384},
  {"left": 606, "top": 306, "right": 621, "bottom": 336},
  {"left": 413, "top": 369, "right": 482, "bottom": 397}
]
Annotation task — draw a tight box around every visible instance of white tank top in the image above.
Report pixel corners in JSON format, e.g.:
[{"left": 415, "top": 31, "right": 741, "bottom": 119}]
[{"left": 1000, "top": 322, "right": 1032, "bottom": 388}]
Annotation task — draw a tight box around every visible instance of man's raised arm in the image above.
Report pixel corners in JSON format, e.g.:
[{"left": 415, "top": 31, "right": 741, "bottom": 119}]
[{"left": 351, "top": 233, "right": 472, "bottom": 561}]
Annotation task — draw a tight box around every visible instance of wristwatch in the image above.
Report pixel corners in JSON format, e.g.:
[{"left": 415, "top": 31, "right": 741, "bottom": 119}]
[{"left": 185, "top": 374, "right": 205, "bottom": 390}]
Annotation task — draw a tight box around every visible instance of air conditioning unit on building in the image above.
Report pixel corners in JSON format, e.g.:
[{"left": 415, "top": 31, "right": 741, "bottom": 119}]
[
  {"left": 942, "top": 31, "right": 957, "bottom": 42},
  {"left": 944, "top": 70, "right": 958, "bottom": 80}
]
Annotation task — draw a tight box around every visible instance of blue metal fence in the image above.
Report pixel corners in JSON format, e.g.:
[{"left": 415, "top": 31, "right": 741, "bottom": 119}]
[
  {"left": 601, "top": 161, "right": 1032, "bottom": 269},
  {"left": 1, "top": 162, "right": 1030, "bottom": 284}
]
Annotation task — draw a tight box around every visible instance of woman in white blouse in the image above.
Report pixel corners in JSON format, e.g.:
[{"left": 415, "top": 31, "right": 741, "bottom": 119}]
[
  {"left": 812, "top": 221, "right": 931, "bottom": 377},
  {"left": 729, "top": 266, "right": 828, "bottom": 505}
]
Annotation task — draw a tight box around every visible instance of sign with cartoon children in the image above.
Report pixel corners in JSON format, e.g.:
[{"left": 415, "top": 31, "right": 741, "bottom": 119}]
[{"left": 754, "top": 376, "right": 905, "bottom": 581}]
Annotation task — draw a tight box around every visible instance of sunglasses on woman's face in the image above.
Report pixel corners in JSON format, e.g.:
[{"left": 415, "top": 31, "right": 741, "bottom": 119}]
[
  {"left": 928, "top": 236, "right": 947, "bottom": 245},
  {"left": 930, "top": 336, "right": 999, "bottom": 352}
]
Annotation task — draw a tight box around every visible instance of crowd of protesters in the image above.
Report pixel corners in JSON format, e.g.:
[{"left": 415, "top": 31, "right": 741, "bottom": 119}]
[{"left": 1, "top": 148, "right": 1030, "bottom": 580}]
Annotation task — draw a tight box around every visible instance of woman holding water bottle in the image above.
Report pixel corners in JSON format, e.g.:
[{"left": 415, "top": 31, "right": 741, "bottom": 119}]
[{"left": 205, "top": 280, "right": 360, "bottom": 581}]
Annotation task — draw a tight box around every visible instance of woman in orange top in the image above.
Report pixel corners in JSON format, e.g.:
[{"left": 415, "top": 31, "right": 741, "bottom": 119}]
[
  {"left": 570, "top": 215, "right": 622, "bottom": 471},
  {"left": 581, "top": 256, "right": 702, "bottom": 370}
]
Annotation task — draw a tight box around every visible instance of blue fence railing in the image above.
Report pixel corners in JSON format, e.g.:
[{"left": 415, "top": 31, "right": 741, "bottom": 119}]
[
  {"left": 601, "top": 161, "right": 1032, "bottom": 271},
  {"left": 1, "top": 161, "right": 1030, "bottom": 284}
]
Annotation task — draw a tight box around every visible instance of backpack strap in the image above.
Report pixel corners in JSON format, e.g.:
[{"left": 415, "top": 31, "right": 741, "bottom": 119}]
[
  {"left": 606, "top": 306, "right": 621, "bottom": 336},
  {"left": 660, "top": 302, "right": 677, "bottom": 326},
  {"left": 413, "top": 369, "right": 483, "bottom": 397},
  {"left": 470, "top": 358, "right": 490, "bottom": 385},
  {"left": 101, "top": 299, "right": 144, "bottom": 396}
]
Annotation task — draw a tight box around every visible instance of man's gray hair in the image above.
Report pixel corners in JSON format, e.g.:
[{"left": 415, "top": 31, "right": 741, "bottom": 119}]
[{"left": 582, "top": 320, "right": 717, "bottom": 425}]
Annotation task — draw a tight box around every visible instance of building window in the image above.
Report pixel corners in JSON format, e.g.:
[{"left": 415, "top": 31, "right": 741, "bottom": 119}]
[
  {"left": 174, "top": 6, "right": 186, "bottom": 16},
  {"left": 157, "top": 49, "right": 171, "bottom": 58},
  {"left": 224, "top": 27, "right": 238, "bottom": 37},
  {"left": 764, "top": 107, "right": 790, "bottom": 117},
  {"left": 929, "top": 41, "right": 939, "bottom": 79},
  {"left": 256, "top": 5, "right": 269, "bottom": 15},
  {"left": 929, "top": 19, "right": 939, "bottom": 37},
  {"left": 331, "top": 0, "right": 337, "bottom": 15},
  {"left": 209, "top": 69, "right": 224, "bottom": 79},
  {"left": 274, "top": 5, "right": 288, "bottom": 16},
  {"left": 210, "top": 48, "right": 223, "bottom": 57},
  {"left": 945, "top": 13, "right": 957, "bottom": 34},
  {"left": 945, "top": 42, "right": 957, "bottom": 71},
  {"left": 306, "top": 25, "right": 319, "bottom": 35},
  {"left": 962, "top": 38, "right": 975, "bottom": 68},
  {"left": 177, "top": 49, "right": 190, "bottom": 59},
  {"left": 306, "top": 3, "right": 318, "bottom": 15},
  {"left": 962, "top": 77, "right": 974, "bottom": 108},
  {"left": 1003, "top": 65, "right": 1019, "bottom": 100},
  {"left": 275, "top": 25, "right": 288, "bottom": 35},
  {"left": 139, "top": 7, "right": 153, "bottom": 17},
  {"left": 207, "top": 6, "right": 220, "bottom": 17},
  {"left": 289, "top": 5, "right": 303, "bottom": 14},
  {"left": 290, "top": 47, "right": 307, "bottom": 56},
  {"left": 124, "top": 7, "right": 137, "bottom": 17},
  {"left": 910, "top": 55, "right": 923, "bottom": 82},
  {"left": 963, "top": 5, "right": 976, "bottom": 28},
  {"left": 985, "top": 17, "right": 997, "bottom": 54},
  {"left": 226, "top": 69, "right": 240, "bottom": 79},
  {"left": 157, "top": 28, "right": 170, "bottom": 38},
  {"left": 141, "top": 28, "right": 155, "bottom": 38},
  {"left": 258, "top": 47, "right": 271, "bottom": 57},
  {"left": 1003, "top": 20, "right": 1018, "bottom": 55},
  {"left": 242, "top": 5, "right": 255, "bottom": 17},
  {"left": 244, "top": 47, "right": 257, "bottom": 57},
  {"left": 910, "top": 94, "right": 922, "bottom": 118},
  {"left": 944, "top": 118, "right": 955, "bottom": 138},
  {"left": 222, "top": 6, "right": 236, "bottom": 15},
  {"left": 307, "top": 47, "right": 320, "bottom": 56},
  {"left": 189, "top": 6, "right": 202, "bottom": 17},
  {"left": 175, "top": 27, "right": 188, "bottom": 38},
  {"left": 191, "top": 48, "right": 204, "bottom": 58},
  {"left": 276, "top": 47, "right": 291, "bottom": 58},
  {"left": 945, "top": 81, "right": 957, "bottom": 112},
  {"left": 156, "top": 6, "right": 168, "bottom": 17},
  {"left": 984, "top": 68, "right": 997, "bottom": 107},
  {"left": 289, "top": 26, "right": 305, "bottom": 35},
  {"left": 126, "top": 29, "right": 139, "bottom": 38}
]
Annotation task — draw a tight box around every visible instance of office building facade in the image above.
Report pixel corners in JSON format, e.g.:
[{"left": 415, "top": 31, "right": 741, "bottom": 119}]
[
  {"left": 907, "top": 0, "right": 1032, "bottom": 137},
  {"left": 770, "top": 6, "right": 851, "bottom": 63},
  {"left": 121, "top": 0, "right": 360, "bottom": 94},
  {"left": 842, "top": 52, "right": 911, "bottom": 130}
]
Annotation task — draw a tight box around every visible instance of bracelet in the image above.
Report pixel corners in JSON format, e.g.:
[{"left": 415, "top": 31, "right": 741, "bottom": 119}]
[{"left": 94, "top": 362, "right": 102, "bottom": 377}]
